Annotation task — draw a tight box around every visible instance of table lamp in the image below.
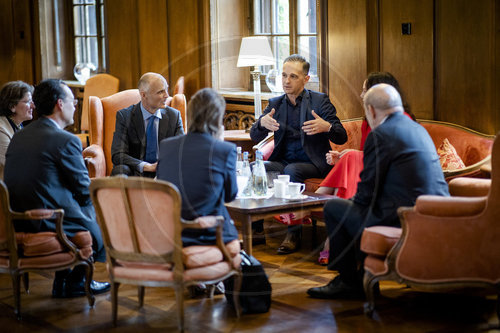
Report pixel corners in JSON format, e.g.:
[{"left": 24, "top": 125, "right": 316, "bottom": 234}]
[{"left": 237, "top": 37, "right": 275, "bottom": 120}]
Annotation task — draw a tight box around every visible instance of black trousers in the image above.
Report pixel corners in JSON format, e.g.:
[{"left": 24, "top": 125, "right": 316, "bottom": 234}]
[{"left": 323, "top": 198, "right": 368, "bottom": 285}]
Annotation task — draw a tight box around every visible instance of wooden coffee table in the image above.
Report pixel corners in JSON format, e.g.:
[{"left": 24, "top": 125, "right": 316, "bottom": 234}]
[{"left": 225, "top": 192, "right": 334, "bottom": 255}]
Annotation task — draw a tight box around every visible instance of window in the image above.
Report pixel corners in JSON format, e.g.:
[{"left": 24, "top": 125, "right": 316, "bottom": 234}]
[
  {"left": 72, "top": 0, "right": 106, "bottom": 71},
  {"left": 253, "top": 0, "right": 318, "bottom": 89}
]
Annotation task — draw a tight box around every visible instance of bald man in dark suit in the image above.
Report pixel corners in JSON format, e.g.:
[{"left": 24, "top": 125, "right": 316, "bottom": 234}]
[
  {"left": 111, "top": 72, "right": 184, "bottom": 177},
  {"left": 307, "top": 84, "right": 449, "bottom": 299}
]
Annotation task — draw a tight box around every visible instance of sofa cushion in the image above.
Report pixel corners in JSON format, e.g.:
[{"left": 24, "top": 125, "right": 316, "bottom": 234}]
[
  {"left": 437, "top": 138, "right": 466, "bottom": 171},
  {"left": 183, "top": 239, "right": 241, "bottom": 269},
  {"left": 360, "top": 226, "right": 402, "bottom": 257}
]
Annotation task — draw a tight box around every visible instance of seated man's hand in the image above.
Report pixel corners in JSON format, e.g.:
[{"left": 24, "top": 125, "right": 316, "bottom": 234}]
[
  {"left": 260, "top": 108, "right": 280, "bottom": 132},
  {"left": 326, "top": 150, "right": 341, "bottom": 165},
  {"left": 143, "top": 162, "right": 157, "bottom": 172},
  {"left": 302, "top": 110, "right": 331, "bottom": 135}
]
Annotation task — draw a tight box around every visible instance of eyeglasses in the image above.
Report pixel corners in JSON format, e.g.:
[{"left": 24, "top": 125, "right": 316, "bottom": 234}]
[
  {"left": 60, "top": 98, "right": 78, "bottom": 107},
  {"left": 19, "top": 99, "right": 33, "bottom": 105}
]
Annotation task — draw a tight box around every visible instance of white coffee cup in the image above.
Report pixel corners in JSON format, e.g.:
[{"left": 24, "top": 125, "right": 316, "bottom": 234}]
[
  {"left": 288, "top": 182, "right": 305, "bottom": 198},
  {"left": 277, "top": 174, "right": 290, "bottom": 184},
  {"left": 274, "top": 179, "right": 287, "bottom": 198}
]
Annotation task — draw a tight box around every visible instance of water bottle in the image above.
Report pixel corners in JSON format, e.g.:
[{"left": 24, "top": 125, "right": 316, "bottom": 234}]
[
  {"left": 241, "top": 152, "right": 253, "bottom": 197},
  {"left": 252, "top": 150, "right": 268, "bottom": 196},
  {"left": 236, "top": 147, "right": 243, "bottom": 175}
]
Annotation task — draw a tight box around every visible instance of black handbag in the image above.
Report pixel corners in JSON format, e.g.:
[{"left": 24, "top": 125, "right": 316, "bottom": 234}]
[{"left": 224, "top": 250, "right": 272, "bottom": 314}]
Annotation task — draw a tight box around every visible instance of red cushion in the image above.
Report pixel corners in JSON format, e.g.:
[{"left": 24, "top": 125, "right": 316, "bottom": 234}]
[
  {"left": 437, "top": 138, "right": 466, "bottom": 171},
  {"left": 360, "top": 226, "right": 402, "bottom": 257},
  {"left": 18, "top": 231, "right": 92, "bottom": 257},
  {"left": 21, "top": 232, "right": 64, "bottom": 256}
]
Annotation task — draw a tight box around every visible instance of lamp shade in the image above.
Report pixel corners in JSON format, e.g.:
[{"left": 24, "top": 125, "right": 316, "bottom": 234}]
[{"left": 237, "top": 37, "right": 275, "bottom": 67}]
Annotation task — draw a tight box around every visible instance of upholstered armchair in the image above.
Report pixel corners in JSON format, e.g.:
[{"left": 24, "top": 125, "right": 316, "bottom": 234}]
[
  {"left": 76, "top": 74, "right": 120, "bottom": 149},
  {"left": 360, "top": 133, "right": 500, "bottom": 322},
  {"left": 253, "top": 118, "right": 494, "bottom": 191},
  {"left": 82, "top": 89, "right": 187, "bottom": 178},
  {"left": 89, "top": 176, "right": 242, "bottom": 330},
  {"left": 0, "top": 181, "right": 95, "bottom": 318}
]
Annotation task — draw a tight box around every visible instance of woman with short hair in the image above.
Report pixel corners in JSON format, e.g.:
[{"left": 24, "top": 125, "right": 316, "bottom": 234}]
[{"left": 0, "top": 81, "right": 34, "bottom": 179}]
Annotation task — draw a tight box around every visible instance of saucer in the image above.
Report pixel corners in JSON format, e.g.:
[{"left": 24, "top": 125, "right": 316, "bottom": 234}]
[{"left": 284, "top": 194, "right": 308, "bottom": 201}]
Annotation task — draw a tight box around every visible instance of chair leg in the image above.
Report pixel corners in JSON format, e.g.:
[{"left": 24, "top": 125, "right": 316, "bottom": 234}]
[
  {"left": 175, "top": 285, "right": 184, "bottom": 332},
  {"left": 497, "top": 291, "right": 500, "bottom": 324},
  {"left": 311, "top": 218, "right": 318, "bottom": 248},
  {"left": 11, "top": 273, "right": 21, "bottom": 319},
  {"left": 83, "top": 262, "right": 95, "bottom": 307},
  {"left": 112, "top": 282, "right": 120, "bottom": 327},
  {"left": 207, "top": 284, "right": 215, "bottom": 299},
  {"left": 363, "top": 271, "right": 378, "bottom": 317},
  {"left": 232, "top": 273, "right": 242, "bottom": 318},
  {"left": 22, "top": 273, "right": 29, "bottom": 294},
  {"left": 138, "top": 286, "right": 145, "bottom": 308}
]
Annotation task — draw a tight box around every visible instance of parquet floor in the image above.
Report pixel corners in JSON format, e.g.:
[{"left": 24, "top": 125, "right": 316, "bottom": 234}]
[{"left": 0, "top": 221, "right": 498, "bottom": 332}]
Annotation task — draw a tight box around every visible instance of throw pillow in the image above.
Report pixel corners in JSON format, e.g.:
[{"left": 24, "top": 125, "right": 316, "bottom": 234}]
[{"left": 437, "top": 138, "right": 466, "bottom": 171}]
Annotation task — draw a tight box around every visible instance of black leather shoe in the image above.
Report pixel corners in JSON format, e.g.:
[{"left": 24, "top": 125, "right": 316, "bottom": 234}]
[
  {"left": 53, "top": 279, "right": 111, "bottom": 298},
  {"left": 277, "top": 231, "right": 301, "bottom": 255},
  {"left": 307, "top": 275, "right": 364, "bottom": 299}
]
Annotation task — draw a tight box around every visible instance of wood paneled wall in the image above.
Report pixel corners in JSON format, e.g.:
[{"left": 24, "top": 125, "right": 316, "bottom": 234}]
[
  {"left": 328, "top": 0, "right": 499, "bottom": 134},
  {"left": 166, "top": 1, "right": 211, "bottom": 98},
  {"left": 0, "top": 0, "right": 35, "bottom": 85},
  {"left": 379, "top": 0, "right": 434, "bottom": 119},
  {"left": 327, "top": 0, "right": 368, "bottom": 120},
  {"left": 106, "top": 0, "right": 211, "bottom": 97},
  {"left": 435, "top": 0, "right": 498, "bottom": 135}
]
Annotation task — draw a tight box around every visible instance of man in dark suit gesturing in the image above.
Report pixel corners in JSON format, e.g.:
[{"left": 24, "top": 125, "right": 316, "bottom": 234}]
[
  {"left": 307, "top": 83, "right": 449, "bottom": 299},
  {"left": 250, "top": 54, "right": 347, "bottom": 254},
  {"left": 111, "top": 72, "right": 184, "bottom": 177},
  {"left": 4, "top": 79, "right": 110, "bottom": 298}
]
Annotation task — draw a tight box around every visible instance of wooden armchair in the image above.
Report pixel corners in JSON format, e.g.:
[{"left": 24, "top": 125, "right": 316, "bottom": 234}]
[
  {"left": 360, "top": 133, "right": 500, "bottom": 322},
  {"left": 76, "top": 74, "right": 120, "bottom": 148},
  {"left": 89, "top": 176, "right": 242, "bottom": 330},
  {"left": 82, "top": 89, "right": 187, "bottom": 178},
  {"left": 0, "top": 181, "right": 95, "bottom": 318}
]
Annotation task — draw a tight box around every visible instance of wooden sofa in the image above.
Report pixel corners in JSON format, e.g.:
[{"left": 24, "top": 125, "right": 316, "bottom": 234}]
[{"left": 253, "top": 118, "right": 495, "bottom": 192}]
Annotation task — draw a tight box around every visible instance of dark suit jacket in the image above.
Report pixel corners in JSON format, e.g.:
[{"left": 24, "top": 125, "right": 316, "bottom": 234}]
[
  {"left": 351, "top": 111, "right": 449, "bottom": 228},
  {"left": 156, "top": 132, "right": 239, "bottom": 246},
  {"left": 111, "top": 102, "right": 184, "bottom": 173},
  {"left": 4, "top": 117, "right": 105, "bottom": 261},
  {"left": 250, "top": 89, "right": 347, "bottom": 175}
]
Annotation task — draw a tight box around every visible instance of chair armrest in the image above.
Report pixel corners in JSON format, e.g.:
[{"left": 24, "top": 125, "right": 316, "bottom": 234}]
[
  {"left": 253, "top": 133, "right": 274, "bottom": 160},
  {"left": 444, "top": 155, "right": 491, "bottom": 181},
  {"left": 83, "top": 144, "right": 106, "bottom": 178},
  {"left": 448, "top": 177, "right": 490, "bottom": 197},
  {"left": 414, "top": 195, "right": 487, "bottom": 217},
  {"left": 12, "top": 208, "right": 78, "bottom": 253},
  {"left": 480, "top": 160, "right": 491, "bottom": 177}
]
